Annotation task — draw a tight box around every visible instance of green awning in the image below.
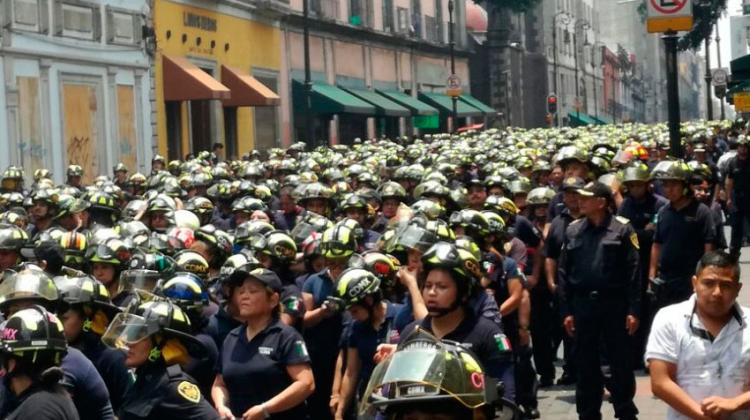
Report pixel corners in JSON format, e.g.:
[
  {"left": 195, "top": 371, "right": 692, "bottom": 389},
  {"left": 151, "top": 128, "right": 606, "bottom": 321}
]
[
  {"left": 592, "top": 115, "right": 612, "bottom": 125},
  {"left": 459, "top": 94, "right": 495, "bottom": 114},
  {"left": 341, "top": 87, "right": 410, "bottom": 117},
  {"left": 731, "top": 54, "right": 750, "bottom": 79},
  {"left": 418, "top": 92, "right": 484, "bottom": 117},
  {"left": 568, "top": 111, "right": 598, "bottom": 126},
  {"left": 727, "top": 79, "right": 750, "bottom": 97},
  {"left": 292, "top": 80, "right": 375, "bottom": 115},
  {"left": 376, "top": 90, "right": 438, "bottom": 116}
]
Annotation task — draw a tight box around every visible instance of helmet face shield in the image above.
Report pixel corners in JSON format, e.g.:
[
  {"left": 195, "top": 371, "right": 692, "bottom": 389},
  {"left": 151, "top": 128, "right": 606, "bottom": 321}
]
[
  {"left": 119, "top": 269, "right": 161, "bottom": 293},
  {"left": 101, "top": 312, "right": 151, "bottom": 350},
  {"left": 0, "top": 271, "right": 58, "bottom": 306}
]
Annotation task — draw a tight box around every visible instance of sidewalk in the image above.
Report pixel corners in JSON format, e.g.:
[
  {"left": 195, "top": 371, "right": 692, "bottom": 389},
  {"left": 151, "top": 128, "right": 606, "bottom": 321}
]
[{"left": 535, "top": 243, "right": 750, "bottom": 419}]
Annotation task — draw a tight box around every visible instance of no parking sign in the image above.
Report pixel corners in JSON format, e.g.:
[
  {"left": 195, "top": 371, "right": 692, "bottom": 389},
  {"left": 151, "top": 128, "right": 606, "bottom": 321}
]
[{"left": 647, "top": 0, "right": 693, "bottom": 33}]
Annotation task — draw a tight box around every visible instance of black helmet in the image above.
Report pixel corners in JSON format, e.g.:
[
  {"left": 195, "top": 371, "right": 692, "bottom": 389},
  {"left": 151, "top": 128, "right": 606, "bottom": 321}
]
[
  {"left": 335, "top": 268, "right": 381, "bottom": 309},
  {"left": 102, "top": 300, "right": 205, "bottom": 365},
  {"left": 0, "top": 306, "right": 68, "bottom": 367},
  {"left": 0, "top": 266, "right": 59, "bottom": 314},
  {"left": 651, "top": 159, "right": 691, "bottom": 183},
  {"left": 55, "top": 275, "right": 120, "bottom": 335},
  {"left": 154, "top": 272, "right": 209, "bottom": 315},
  {"left": 448, "top": 209, "right": 490, "bottom": 240},
  {"left": 234, "top": 221, "right": 275, "bottom": 250},
  {"left": 421, "top": 242, "right": 482, "bottom": 301},
  {"left": 620, "top": 163, "right": 651, "bottom": 184},
  {"left": 359, "top": 328, "right": 499, "bottom": 419},
  {"left": 0, "top": 223, "right": 28, "bottom": 251}
]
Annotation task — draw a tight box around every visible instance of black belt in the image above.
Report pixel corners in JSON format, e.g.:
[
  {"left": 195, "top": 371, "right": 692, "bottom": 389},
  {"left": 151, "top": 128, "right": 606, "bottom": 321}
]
[{"left": 572, "top": 289, "right": 624, "bottom": 299}]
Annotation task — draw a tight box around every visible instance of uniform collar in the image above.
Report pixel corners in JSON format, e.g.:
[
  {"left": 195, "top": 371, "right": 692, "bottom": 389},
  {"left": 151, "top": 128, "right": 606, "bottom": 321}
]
[{"left": 232, "top": 316, "right": 284, "bottom": 342}]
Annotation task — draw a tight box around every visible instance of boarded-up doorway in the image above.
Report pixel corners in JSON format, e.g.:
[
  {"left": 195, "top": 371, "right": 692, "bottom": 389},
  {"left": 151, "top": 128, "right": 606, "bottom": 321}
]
[{"left": 62, "top": 81, "right": 101, "bottom": 184}]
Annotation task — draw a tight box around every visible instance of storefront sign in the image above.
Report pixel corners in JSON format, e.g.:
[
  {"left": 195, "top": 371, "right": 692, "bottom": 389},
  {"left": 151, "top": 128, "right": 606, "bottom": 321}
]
[{"left": 183, "top": 12, "right": 217, "bottom": 32}]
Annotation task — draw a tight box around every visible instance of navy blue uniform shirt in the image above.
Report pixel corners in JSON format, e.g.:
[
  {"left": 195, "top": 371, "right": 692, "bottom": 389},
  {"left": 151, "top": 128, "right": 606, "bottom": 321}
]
[
  {"left": 62, "top": 347, "right": 115, "bottom": 419},
  {"left": 218, "top": 318, "right": 311, "bottom": 419},
  {"left": 346, "top": 301, "right": 403, "bottom": 395},
  {"left": 654, "top": 199, "right": 715, "bottom": 281}
]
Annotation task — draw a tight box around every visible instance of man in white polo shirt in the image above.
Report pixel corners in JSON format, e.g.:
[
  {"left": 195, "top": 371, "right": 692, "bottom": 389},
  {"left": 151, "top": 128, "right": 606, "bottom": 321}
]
[{"left": 646, "top": 251, "right": 750, "bottom": 420}]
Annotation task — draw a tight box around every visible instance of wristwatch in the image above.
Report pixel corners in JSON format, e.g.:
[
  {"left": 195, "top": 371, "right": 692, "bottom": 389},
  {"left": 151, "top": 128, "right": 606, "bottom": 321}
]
[
  {"left": 519, "top": 325, "right": 529, "bottom": 331},
  {"left": 261, "top": 403, "right": 271, "bottom": 419}
]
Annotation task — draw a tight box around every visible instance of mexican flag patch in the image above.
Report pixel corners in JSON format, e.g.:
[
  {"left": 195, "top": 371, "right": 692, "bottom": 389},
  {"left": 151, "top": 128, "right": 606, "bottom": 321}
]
[
  {"left": 295, "top": 340, "right": 309, "bottom": 357},
  {"left": 494, "top": 333, "right": 512, "bottom": 352}
]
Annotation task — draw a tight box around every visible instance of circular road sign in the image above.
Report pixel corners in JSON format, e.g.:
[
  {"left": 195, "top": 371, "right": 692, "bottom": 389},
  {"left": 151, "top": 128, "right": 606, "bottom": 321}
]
[{"left": 650, "top": 0, "right": 688, "bottom": 15}]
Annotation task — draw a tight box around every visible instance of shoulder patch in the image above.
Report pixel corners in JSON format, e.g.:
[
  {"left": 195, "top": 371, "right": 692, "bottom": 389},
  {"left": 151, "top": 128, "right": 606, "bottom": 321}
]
[
  {"left": 629, "top": 232, "right": 640, "bottom": 250},
  {"left": 177, "top": 381, "right": 201, "bottom": 404},
  {"left": 615, "top": 215, "right": 630, "bottom": 224}
]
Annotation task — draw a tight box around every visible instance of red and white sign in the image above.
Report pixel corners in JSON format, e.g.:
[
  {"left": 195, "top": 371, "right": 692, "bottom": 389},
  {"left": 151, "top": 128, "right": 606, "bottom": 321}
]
[{"left": 646, "top": 0, "right": 693, "bottom": 33}]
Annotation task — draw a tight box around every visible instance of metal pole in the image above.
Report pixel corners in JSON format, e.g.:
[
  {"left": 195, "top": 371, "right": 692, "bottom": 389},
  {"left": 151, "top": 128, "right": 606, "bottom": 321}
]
[
  {"left": 716, "top": 22, "right": 726, "bottom": 120},
  {"left": 591, "top": 44, "right": 597, "bottom": 119},
  {"left": 552, "top": 13, "right": 561, "bottom": 126},
  {"left": 705, "top": 36, "right": 713, "bottom": 120},
  {"left": 573, "top": 30, "right": 581, "bottom": 121},
  {"left": 449, "top": 0, "right": 457, "bottom": 132},
  {"left": 303, "top": 0, "right": 314, "bottom": 146},
  {"left": 664, "top": 31, "right": 682, "bottom": 158}
]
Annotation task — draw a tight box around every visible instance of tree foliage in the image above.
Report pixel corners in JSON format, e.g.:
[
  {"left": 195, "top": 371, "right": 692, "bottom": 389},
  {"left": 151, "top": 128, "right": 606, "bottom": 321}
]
[{"left": 636, "top": 0, "right": 727, "bottom": 51}]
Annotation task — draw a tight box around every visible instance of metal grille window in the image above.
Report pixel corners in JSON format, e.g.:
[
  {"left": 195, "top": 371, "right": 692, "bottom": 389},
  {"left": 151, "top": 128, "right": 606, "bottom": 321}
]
[
  {"left": 396, "top": 7, "right": 409, "bottom": 33},
  {"left": 312, "top": 0, "right": 338, "bottom": 20},
  {"left": 382, "top": 0, "right": 394, "bottom": 32},
  {"left": 424, "top": 15, "right": 438, "bottom": 42}
]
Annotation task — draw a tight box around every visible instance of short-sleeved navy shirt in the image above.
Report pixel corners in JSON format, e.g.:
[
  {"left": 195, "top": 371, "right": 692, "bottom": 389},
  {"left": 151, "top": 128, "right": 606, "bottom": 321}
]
[
  {"left": 301, "top": 270, "right": 344, "bottom": 359},
  {"left": 654, "top": 199, "right": 715, "bottom": 280},
  {"left": 346, "top": 302, "right": 403, "bottom": 395},
  {"left": 400, "top": 311, "right": 515, "bottom": 400},
  {"left": 218, "top": 319, "right": 311, "bottom": 419},
  {"left": 544, "top": 210, "right": 576, "bottom": 261},
  {"left": 62, "top": 347, "right": 115, "bottom": 419}
]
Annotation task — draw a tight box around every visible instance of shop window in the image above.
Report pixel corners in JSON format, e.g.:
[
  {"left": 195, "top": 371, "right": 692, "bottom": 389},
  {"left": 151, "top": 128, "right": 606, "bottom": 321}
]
[{"left": 253, "top": 73, "right": 280, "bottom": 151}]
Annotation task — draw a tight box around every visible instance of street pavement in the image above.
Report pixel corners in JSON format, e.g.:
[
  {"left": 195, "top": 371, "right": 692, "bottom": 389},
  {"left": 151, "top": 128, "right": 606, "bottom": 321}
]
[{"left": 536, "top": 235, "right": 750, "bottom": 419}]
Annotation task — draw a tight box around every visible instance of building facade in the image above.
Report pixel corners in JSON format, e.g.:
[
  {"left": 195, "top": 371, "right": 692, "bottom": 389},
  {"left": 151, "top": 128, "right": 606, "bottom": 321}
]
[
  {"left": 0, "top": 0, "right": 152, "bottom": 182},
  {"left": 152, "top": 0, "right": 282, "bottom": 160}
]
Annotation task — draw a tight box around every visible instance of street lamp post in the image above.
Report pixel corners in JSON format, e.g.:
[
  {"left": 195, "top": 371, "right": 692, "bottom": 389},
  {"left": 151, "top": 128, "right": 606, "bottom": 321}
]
[
  {"left": 716, "top": 22, "right": 725, "bottom": 120},
  {"left": 573, "top": 19, "right": 589, "bottom": 122},
  {"left": 552, "top": 11, "right": 569, "bottom": 127},
  {"left": 303, "top": 0, "right": 313, "bottom": 146},
  {"left": 704, "top": 35, "right": 714, "bottom": 120},
  {"left": 448, "top": 0, "right": 457, "bottom": 132}
]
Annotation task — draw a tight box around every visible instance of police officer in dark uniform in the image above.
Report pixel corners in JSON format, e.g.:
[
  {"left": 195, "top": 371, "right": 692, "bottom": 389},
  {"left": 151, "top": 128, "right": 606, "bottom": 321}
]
[
  {"left": 559, "top": 181, "right": 640, "bottom": 420},
  {"left": 725, "top": 136, "right": 750, "bottom": 259},
  {"left": 154, "top": 272, "right": 219, "bottom": 403},
  {"left": 212, "top": 267, "right": 315, "bottom": 420},
  {"left": 617, "top": 163, "right": 668, "bottom": 367},
  {"left": 56, "top": 275, "right": 133, "bottom": 412},
  {"left": 649, "top": 160, "right": 715, "bottom": 310},
  {"left": 102, "top": 300, "right": 220, "bottom": 420},
  {"left": 544, "top": 176, "right": 584, "bottom": 386}
]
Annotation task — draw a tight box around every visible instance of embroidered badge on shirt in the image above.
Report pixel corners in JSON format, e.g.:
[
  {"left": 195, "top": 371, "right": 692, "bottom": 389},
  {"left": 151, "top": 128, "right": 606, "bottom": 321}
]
[
  {"left": 177, "top": 381, "right": 201, "bottom": 403},
  {"left": 295, "top": 340, "right": 309, "bottom": 357},
  {"left": 630, "top": 232, "right": 640, "bottom": 250}
]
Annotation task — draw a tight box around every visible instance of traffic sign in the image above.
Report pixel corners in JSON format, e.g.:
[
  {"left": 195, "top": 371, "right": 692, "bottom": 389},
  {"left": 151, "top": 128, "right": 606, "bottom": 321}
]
[
  {"left": 735, "top": 92, "right": 750, "bottom": 113},
  {"left": 446, "top": 74, "right": 462, "bottom": 97},
  {"left": 647, "top": 0, "right": 693, "bottom": 33},
  {"left": 711, "top": 68, "right": 728, "bottom": 86}
]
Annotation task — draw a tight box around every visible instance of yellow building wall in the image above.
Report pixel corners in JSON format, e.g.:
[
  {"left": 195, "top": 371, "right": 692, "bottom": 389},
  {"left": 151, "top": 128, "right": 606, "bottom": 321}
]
[{"left": 154, "top": 1, "right": 281, "bottom": 155}]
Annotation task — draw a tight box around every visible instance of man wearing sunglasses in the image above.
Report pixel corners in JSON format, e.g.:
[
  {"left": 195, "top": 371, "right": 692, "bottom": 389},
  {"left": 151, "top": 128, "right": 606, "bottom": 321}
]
[{"left": 647, "top": 251, "right": 750, "bottom": 420}]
